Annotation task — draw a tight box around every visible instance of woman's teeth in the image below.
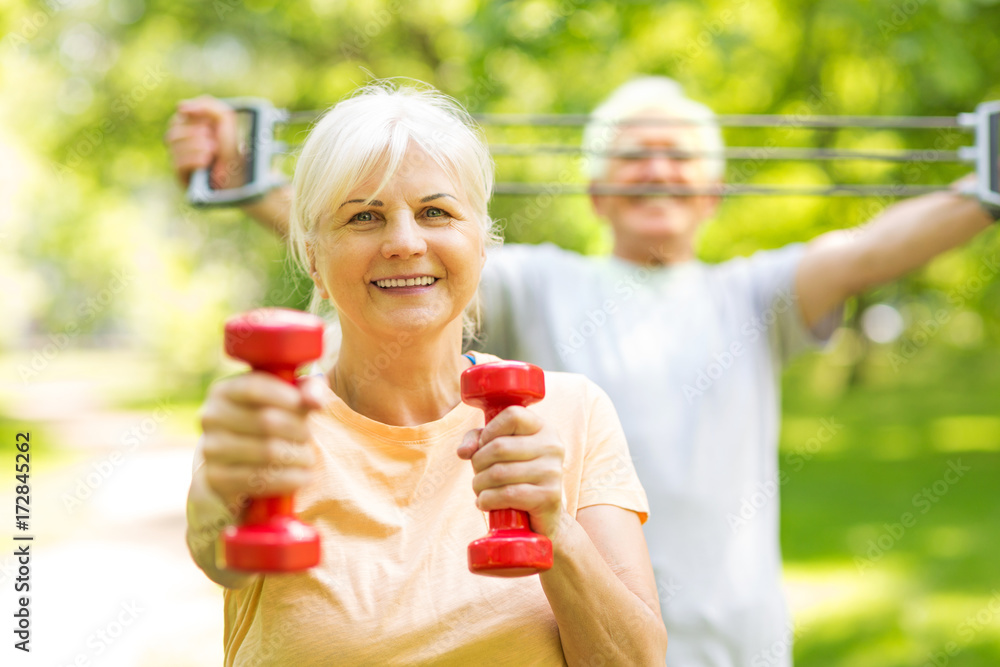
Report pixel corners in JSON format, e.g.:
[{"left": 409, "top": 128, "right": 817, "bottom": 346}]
[{"left": 375, "top": 276, "right": 436, "bottom": 288}]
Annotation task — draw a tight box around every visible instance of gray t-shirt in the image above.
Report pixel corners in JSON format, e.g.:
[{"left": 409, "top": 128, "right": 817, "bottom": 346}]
[{"left": 477, "top": 242, "right": 835, "bottom": 667}]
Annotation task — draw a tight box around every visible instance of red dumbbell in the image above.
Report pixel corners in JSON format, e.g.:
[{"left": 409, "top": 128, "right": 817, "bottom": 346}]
[
  {"left": 461, "top": 361, "right": 552, "bottom": 577},
  {"left": 221, "top": 308, "right": 324, "bottom": 572}
]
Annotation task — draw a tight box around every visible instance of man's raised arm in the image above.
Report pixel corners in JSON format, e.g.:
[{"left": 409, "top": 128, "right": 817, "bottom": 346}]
[{"left": 795, "top": 181, "right": 994, "bottom": 329}]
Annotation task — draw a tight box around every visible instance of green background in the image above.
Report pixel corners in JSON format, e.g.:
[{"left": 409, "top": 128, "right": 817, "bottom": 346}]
[{"left": 2, "top": 0, "right": 1000, "bottom": 664}]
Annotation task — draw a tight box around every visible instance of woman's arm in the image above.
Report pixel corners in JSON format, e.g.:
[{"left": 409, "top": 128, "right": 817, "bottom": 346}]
[
  {"left": 541, "top": 505, "right": 667, "bottom": 665},
  {"left": 185, "top": 373, "right": 324, "bottom": 588},
  {"left": 186, "top": 444, "right": 256, "bottom": 590},
  {"left": 459, "top": 408, "right": 667, "bottom": 665}
]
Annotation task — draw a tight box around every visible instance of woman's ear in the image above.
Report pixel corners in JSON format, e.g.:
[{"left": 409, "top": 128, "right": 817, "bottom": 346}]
[
  {"left": 311, "top": 270, "right": 330, "bottom": 300},
  {"left": 305, "top": 241, "right": 330, "bottom": 300}
]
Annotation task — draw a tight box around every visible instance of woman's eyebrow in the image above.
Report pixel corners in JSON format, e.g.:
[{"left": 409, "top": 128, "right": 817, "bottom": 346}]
[
  {"left": 338, "top": 198, "right": 384, "bottom": 209},
  {"left": 420, "top": 193, "right": 455, "bottom": 203}
]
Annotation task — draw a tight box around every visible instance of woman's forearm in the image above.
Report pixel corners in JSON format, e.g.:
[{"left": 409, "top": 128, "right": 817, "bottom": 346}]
[
  {"left": 541, "top": 516, "right": 667, "bottom": 666},
  {"left": 186, "top": 465, "right": 256, "bottom": 590}
]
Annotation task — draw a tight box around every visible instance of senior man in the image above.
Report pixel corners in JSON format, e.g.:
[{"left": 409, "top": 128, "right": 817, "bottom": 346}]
[{"left": 167, "top": 77, "right": 996, "bottom": 665}]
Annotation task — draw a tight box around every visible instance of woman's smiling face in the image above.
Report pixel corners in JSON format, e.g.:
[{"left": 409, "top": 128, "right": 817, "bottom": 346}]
[{"left": 310, "top": 146, "right": 485, "bottom": 341}]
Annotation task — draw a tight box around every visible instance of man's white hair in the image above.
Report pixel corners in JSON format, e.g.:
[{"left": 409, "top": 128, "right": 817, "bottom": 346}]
[{"left": 582, "top": 76, "right": 725, "bottom": 182}]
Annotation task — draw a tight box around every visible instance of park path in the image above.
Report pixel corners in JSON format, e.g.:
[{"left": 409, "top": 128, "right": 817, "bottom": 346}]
[{"left": 0, "top": 350, "right": 222, "bottom": 667}]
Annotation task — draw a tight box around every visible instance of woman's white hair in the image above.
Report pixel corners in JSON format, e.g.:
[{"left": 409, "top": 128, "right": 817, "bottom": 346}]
[
  {"left": 289, "top": 79, "right": 498, "bottom": 316},
  {"left": 581, "top": 76, "right": 725, "bottom": 182}
]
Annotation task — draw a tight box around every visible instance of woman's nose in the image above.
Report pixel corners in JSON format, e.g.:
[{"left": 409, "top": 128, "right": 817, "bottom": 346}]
[{"left": 380, "top": 213, "right": 427, "bottom": 259}]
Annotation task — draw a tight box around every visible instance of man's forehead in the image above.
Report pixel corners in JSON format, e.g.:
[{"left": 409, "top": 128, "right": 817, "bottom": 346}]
[{"left": 613, "top": 122, "right": 701, "bottom": 148}]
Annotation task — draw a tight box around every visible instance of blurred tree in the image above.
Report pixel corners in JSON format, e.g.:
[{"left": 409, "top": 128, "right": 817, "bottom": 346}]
[{"left": 3, "top": 0, "right": 1000, "bottom": 378}]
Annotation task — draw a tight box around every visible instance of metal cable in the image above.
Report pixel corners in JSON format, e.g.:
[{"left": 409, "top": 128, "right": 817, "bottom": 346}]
[
  {"left": 494, "top": 183, "right": 953, "bottom": 197},
  {"left": 281, "top": 110, "right": 966, "bottom": 129},
  {"left": 489, "top": 145, "right": 968, "bottom": 162}
]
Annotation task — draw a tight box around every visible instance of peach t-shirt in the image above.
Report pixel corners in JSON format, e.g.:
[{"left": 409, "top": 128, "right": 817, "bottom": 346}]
[{"left": 223, "top": 353, "right": 649, "bottom": 666}]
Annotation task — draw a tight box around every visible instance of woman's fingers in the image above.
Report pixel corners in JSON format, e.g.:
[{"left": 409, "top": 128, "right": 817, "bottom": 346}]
[
  {"left": 474, "top": 482, "right": 561, "bottom": 516},
  {"left": 204, "top": 461, "right": 314, "bottom": 505},
  {"left": 201, "top": 400, "right": 311, "bottom": 443},
  {"left": 199, "top": 371, "right": 325, "bottom": 504},
  {"left": 297, "top": 375, "right": 329, "bottom": 411},
  {"left": 456, "top": 428, "right": 483, "bottom": 460},
  {"left": 460, "top": 411, "right": 567, "bottom": 538},
  {"left": 471, "top": 458, "right": 561, "bottom": 496},
  {"left": 202, "top": 431, "right": 314, "bottom": 469},
  {"left": 469, "top": 434, "right": 562, "bottom": 473},
  {"left": 478, "top": 405, "right": 543, "bottom": 443}
]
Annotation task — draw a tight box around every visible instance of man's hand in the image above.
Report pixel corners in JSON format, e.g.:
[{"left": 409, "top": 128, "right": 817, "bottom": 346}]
[{"left": 165, "top": 95, "right": 245, "bottom": 190}]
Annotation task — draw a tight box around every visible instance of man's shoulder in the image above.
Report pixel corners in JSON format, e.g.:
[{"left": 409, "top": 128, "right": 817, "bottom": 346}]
[{"left": 704, "top": 243, "right": 806, "bottom": 283}]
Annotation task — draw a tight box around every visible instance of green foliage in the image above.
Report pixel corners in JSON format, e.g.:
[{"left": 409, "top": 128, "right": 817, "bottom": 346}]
[
  {"left": 4, "top": 1, "right": 1000, "bottom": 367},
  {"left": 781, "top": 346, "right": 1000, "bottom": 664},
  {"left": 4, "top": 1, "right": 1000, "bottom": 662}
]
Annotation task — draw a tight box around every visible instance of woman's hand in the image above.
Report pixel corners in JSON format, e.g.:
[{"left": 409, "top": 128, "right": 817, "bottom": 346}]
[
  {"left": 198, "top": 372, "right": 326, "bottom": 511},
  {"left": 164, "top": 95, "right": 245, "bottom": 189},
  {"left": 457, "top": 407, "right": 568, "bottom": 542}
]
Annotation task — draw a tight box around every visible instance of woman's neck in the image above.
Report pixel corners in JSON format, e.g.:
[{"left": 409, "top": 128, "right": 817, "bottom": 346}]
[{"left": 331, "top": 323, "right": 471, "bottom": 426}]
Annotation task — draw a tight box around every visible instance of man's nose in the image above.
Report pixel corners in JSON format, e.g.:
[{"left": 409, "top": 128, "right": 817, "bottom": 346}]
[{"left": 639, "top": 153, "right": 686, "bottom": 181}]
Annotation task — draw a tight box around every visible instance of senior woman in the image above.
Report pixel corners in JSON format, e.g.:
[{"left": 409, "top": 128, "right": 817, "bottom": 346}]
[{"left": 185, "top": 82, "right": 667, "bottom": 666}]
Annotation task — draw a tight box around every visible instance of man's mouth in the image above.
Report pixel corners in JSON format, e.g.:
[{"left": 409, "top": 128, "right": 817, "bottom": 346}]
[{"left": 629, "top": 195, "right": 677, "bottom": 206}]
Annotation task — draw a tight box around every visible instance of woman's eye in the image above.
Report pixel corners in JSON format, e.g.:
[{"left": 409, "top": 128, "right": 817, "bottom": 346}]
[
  {"left": 425, "top": 207, "right": 446, "bottom": 218},
  {"left": 351, "top": 211, "right": 374, "bottom": 223}
]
